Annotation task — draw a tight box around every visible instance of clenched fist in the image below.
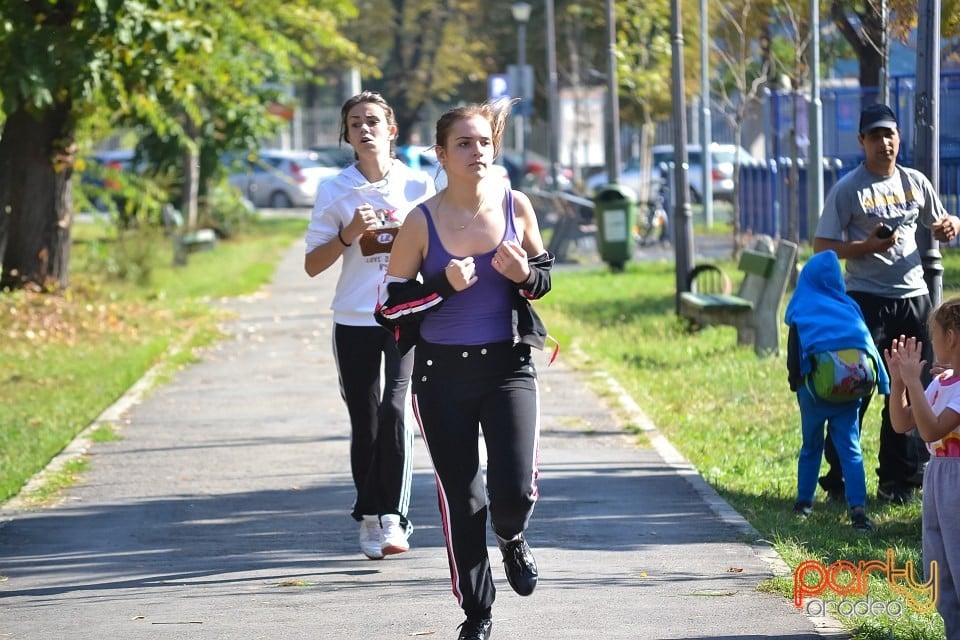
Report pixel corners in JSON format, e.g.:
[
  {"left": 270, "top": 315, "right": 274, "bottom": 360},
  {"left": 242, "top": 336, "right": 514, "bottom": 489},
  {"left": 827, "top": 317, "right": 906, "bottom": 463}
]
[{"left": 445, "top": 256, "right": 478, "bottom": 291}]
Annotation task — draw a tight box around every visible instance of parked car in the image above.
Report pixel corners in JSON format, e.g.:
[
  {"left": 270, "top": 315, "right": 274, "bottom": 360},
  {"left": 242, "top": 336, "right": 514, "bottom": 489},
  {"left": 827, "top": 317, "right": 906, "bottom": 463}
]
[
  {"left": 309, "top": 144, "right": 357, "bottom": 168},
  {"left": 684, "top": 143, "right": 758, "bottom": 203},
  {"left": 80, "top": 149, "right": 150, "bottom": 189},
  {"left": 584, "top": 159, "right": 663, "bottom": 202},
  {"left": 417, "top": 148, "right": 512, "bottom": 190},
  {"left": 585, "top": 143, "right": 757, "bottom": 203},
  {"left": 77, "top": 149, "right": 147, "bottom": 221},
  {"left": 226, "top": 149, "right": 339, "bottom": 208},
  {"left": 87, "top": 149, "right": 137, "bottom": 181},
  {"left": 499, "top": 149, "right": 574, "bottom": 191}
]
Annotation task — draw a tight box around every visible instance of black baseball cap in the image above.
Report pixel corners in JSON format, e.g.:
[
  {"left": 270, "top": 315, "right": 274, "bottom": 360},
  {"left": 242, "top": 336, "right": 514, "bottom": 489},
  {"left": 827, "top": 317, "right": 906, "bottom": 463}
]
[{"left": 859, "top": 103, "right": 899, "bottom": 134}]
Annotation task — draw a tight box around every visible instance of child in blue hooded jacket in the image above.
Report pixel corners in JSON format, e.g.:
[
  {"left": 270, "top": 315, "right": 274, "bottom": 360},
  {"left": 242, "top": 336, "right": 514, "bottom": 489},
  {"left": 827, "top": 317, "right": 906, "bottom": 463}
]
[{"left": 786, "top": 250, "right": 890, "bottom": 531}]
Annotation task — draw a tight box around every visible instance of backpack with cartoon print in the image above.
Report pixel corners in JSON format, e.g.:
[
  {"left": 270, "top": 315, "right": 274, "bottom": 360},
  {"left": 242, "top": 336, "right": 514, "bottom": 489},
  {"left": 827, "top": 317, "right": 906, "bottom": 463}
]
[{"left": 805, "top": 349, "right": 878, "bottom": 403}]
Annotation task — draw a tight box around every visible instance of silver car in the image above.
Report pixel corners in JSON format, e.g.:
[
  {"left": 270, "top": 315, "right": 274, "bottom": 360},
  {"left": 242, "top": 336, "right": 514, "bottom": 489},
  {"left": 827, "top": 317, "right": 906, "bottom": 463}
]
[
  {"left": 586, "top": 143, "right": 756, "bottom": 203},
  {"left": 227, "top": 149, "right": 340, "bottom": 208}
]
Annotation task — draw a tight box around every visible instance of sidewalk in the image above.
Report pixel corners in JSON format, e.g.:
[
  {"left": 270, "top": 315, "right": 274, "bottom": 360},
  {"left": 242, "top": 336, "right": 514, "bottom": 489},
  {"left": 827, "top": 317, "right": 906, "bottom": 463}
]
[
  {"left": 557, "top": 226, "right": 738, "bottom": 268},
  {"left": 0, "top": 240, "right": 840, "bottom": 640}
]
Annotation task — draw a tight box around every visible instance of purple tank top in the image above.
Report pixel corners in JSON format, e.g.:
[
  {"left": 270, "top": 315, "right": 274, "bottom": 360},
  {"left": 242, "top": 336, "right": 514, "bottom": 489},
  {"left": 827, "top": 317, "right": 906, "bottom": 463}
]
[{"left": 419, "top": 191, "right": 518, "bottom": 345}]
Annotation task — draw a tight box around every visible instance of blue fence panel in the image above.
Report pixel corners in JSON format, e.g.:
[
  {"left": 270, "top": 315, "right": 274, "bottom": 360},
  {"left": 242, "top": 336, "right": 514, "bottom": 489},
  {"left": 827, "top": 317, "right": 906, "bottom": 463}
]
[
  {"left": 942, "top": 157, "right": 960, "bottom": 219},
  {"left": 739, "top": 163, "right": 766, "bottom": 236},
  {"left": 744, "top": 72, "right": 960, "bottom": 242},
  {"left": 739, "top": 157, "right": 957, "bottom": 243},
  {"left": 769, "top": 74, "right": 960, "bottom": 166},
  {"left": 738, "top": 159, "right": 855, "bottom": 241}
]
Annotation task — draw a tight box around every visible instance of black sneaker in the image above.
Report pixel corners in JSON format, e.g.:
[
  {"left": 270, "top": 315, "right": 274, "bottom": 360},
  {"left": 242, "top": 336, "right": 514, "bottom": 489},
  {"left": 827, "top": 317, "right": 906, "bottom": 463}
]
[
  {"left": 457, "top": 618, "right": 492, "bottom": 640},
  {"left": 500, "top": 535, "right": 538, "bottom": 596},
  {"left": 877, "top": 483, "right": 916, "bottom": 505},
  {"left": 792, "top": 501, "right": 813, "bottom": 517},
  {"left": 851, "top": 508, "right": 874, "bottom": 532},
  {"left": 818, "top": 477, "right": 845, "bottom": 502},
  {"left": 905, "top": 461, "right": 928, "bottom": 488}
]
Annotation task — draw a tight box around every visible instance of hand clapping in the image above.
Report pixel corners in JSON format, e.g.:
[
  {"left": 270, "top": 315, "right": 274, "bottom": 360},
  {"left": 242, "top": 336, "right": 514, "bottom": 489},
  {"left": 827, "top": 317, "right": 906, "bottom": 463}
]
[{"left": 884, "top": 334, "right": 926, "bottom": 383}]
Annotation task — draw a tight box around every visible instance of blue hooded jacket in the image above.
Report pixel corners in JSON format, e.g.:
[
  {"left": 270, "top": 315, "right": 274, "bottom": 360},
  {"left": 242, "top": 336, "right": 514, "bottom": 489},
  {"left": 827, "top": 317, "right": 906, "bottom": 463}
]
[{"left": 784, "top": 250, "right": 890, "bottom": 394}]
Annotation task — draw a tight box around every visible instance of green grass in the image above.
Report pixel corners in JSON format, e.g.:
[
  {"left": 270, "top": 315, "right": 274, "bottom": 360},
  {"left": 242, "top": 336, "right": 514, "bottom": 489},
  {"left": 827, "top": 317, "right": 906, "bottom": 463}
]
[
  {"left": 89, "top": 423, "right": 122, "bottom": 443},
  {"left": 19, "top": 458, "right": 91, "bottom": 507},
  {"left": 538, "top": 243, "right": 960, "bottom": 640},
  {"left": 2, "top": 212, "right": 954, "bottom": 637},
  {"left": 0, "top": 214, "right": 306, "bottom": 504}
]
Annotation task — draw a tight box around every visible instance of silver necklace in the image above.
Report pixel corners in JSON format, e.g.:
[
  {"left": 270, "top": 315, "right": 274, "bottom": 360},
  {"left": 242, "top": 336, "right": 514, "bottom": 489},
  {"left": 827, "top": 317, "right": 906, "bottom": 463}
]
[{"left": 439, "top": 191, "right": 485, "bottom": 231}]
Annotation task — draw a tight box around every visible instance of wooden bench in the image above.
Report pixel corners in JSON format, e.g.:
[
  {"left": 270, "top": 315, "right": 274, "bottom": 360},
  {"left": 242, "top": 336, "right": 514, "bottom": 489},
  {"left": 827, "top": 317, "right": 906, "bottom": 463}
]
[
  {"left": 679, "top": 238, "right": 798, "bottom": 356},
  {"left": 162, "top": 204, "right": 217, "bottom": 266}
]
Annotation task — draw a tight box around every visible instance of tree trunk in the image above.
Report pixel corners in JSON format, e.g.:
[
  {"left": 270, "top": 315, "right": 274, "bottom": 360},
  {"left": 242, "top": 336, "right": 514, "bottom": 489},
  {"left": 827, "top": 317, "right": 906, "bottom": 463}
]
[
  {"left": 830, "top": 0, "right": 884, "bottom": 92},
  {"left": 859, "top": 54, "right": 883, "bottom": 98},
  {"left": 0, "top": 103, "right": 74, "bottom": 291},
  {"left": 858, "top": 1, "right": 884, "bottom": 92},
  {"left": 788, "top": 91, "right": 800, "bottom": 247},
  {"left": 182, "top": 122, "right": 200, "bottom": 231}
]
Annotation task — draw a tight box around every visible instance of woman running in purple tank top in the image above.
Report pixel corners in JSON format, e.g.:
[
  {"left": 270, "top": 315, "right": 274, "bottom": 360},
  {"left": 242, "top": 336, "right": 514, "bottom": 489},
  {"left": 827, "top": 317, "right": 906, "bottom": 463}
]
[{"left": 375, "top": 99, "right": 554, "bottom": 640}]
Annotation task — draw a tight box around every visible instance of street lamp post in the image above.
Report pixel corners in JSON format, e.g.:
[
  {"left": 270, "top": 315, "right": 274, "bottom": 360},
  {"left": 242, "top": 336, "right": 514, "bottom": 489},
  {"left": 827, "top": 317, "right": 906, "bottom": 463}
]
[
  {"left": 671, "top": 0, "right": 694, "bottom": 312},
  {"left": 546, "top": 0, "right": 559, "bottom": 191},
  {"left": 807, "top": 0, "right": 824, "bottom": 237},
  {"left": 915, "top": 0, "right": 942, "bottom": 306},
  {"left": 699, "top": 0, "right": 713, "bottom": 228},
  {"left": 512, "top": 2, "right": 531, "bottom": 180},
  {"left": 603, "top": 0, "right": 621, "bottom": 187}
]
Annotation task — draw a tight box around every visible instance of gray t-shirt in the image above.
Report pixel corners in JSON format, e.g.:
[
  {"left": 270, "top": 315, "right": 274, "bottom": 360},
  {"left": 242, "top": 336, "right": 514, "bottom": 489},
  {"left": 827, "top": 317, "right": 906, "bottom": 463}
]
[{"left": 815, "top": 163, "right": 948, "bottom": 298}]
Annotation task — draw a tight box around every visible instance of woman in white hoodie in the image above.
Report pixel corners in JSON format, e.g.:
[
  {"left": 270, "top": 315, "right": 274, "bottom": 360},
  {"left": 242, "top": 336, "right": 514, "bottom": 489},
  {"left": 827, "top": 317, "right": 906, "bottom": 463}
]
[{"left": 304, "top": 91, "right": 435, "bottom": 560}]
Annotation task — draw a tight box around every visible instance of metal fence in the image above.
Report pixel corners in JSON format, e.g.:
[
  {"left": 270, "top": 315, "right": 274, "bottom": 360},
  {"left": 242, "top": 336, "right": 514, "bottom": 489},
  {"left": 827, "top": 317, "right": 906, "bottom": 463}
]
[
  {"left": 740, "top": 71, "right": 960, "bottom": 242},
  {"left": 739, "top": 157, "right": 960, "bottom": 242},
  {"left": 769, "top": 73, "right": 960, "bottom": 167}
]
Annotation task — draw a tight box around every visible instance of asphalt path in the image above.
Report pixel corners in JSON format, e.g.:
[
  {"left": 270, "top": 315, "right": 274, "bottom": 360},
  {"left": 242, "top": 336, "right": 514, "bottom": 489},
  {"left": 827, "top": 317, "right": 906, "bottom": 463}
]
[{"left": 0, "top": 223, "right": 840, "bottom": 639}]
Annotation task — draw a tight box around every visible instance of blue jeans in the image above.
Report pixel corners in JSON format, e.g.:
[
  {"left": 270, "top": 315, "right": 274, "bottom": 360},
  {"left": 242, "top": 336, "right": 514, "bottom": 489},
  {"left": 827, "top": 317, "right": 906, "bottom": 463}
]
[{"left": 796, "top": 385, "right": 867, "bottom": 509}]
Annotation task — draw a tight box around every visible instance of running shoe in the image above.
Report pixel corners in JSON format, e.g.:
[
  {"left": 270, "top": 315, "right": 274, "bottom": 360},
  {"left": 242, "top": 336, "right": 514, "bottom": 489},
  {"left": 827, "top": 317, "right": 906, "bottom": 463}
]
[
  {"left": 381, "top": 514, "right": 411, "bottom": 556},
  {"left": 359, "top": 515, "right": 383, "bottom": 560},
  {"left": 499, "top": 534, "right": 538, "bottom": 596},
  {"left": 457, "top": 617, "right": 492, "bottom": 640}
]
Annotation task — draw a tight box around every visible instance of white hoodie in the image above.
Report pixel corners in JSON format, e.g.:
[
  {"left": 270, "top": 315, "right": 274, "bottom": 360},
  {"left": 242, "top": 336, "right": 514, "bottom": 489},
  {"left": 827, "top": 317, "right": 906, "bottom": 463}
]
[{"left": 305, "top": 159, "right": 435, "bottom": 326}]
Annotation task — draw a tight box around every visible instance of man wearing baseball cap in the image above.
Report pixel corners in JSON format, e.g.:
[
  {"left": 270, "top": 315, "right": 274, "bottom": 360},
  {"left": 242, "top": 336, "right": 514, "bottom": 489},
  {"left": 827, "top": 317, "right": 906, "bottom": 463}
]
[
  {"left": 858, "top": 103, "right": 899, "bottom": 133},
  {"left": 813, "top": 102, "right": 960, "bottom": 508}
]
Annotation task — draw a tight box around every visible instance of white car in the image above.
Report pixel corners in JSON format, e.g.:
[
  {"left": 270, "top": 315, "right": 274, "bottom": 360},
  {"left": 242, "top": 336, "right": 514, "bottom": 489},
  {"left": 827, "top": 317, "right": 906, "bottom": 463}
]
[
  {"left": 585, "top": 160, "right": 663, "bottom": 203},
  {"left": 417, "top": 148, "right": 513, "bottom": 191},
  {"left": 586, "top": 143, "right": 757, "bottom": 203},
  {"left": 226, "top": 149, "right": 340, "bottom": 208}
]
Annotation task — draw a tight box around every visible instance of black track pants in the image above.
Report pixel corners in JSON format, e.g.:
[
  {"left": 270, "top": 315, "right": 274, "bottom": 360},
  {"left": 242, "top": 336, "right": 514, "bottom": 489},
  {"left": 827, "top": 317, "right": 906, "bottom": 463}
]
[
  {"left": 333, "top": 323, "right": 414, "bottom": 525},
  {"left": 411, "top": 341, "right": 540, "bottom": 620}
]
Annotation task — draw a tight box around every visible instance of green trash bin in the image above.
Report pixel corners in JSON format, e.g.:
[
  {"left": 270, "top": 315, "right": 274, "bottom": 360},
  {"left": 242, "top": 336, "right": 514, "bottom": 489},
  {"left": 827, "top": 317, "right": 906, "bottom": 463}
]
[{"left": 593, "top": 184, "right": 637, "bottom": 269}]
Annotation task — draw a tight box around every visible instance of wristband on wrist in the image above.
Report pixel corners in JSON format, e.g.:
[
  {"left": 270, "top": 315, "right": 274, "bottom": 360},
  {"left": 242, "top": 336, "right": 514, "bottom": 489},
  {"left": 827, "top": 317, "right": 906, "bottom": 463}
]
[{"left": 337, "top": 228, "right": 352, "bottom": 247}]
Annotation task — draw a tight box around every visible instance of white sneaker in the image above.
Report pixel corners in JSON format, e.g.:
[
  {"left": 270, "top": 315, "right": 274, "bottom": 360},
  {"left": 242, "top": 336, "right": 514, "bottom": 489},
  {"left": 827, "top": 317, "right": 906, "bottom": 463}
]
[
  {"left": 380, "top": 514, "right": 411, "bottom": 556},
  {"left": 359, "top": 515, "right": 383, "bottom": 560}
]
